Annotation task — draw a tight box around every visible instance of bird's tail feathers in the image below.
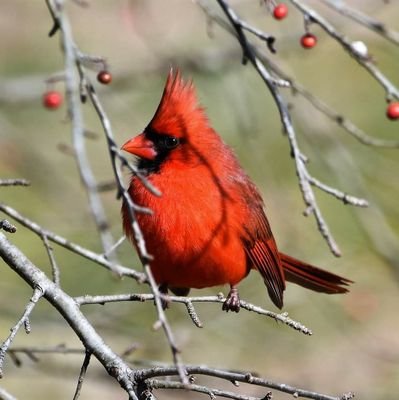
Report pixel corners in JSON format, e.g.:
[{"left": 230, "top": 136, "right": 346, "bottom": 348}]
[{"left": 280, "top": 252, "right": 352, "bottom": 294}]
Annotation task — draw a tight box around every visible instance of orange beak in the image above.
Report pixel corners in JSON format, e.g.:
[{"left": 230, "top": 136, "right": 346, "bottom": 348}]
[{"left": 121, "top": 133, "right": 157, "bottom": 160}]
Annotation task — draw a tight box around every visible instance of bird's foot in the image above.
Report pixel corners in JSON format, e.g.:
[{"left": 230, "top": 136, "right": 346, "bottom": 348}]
[
  {"left": 158, "top": 284, "right": 170, "bottom": 310},
  {"left": 222, "top": 286, "right": 241, "bottom": 312}
]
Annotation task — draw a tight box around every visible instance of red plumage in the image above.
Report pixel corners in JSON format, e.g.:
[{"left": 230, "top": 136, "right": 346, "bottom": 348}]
[{"left": 122, "top": 70, "right": 352, "bottom": 311}]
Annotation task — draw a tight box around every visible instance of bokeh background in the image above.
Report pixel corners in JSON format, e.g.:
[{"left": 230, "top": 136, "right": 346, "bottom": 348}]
[{"left": 1, "top": 1, "right": 399, "bottom": 399}]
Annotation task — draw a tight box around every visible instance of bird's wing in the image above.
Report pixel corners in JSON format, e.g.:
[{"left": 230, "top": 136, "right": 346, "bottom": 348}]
[{"left": 239, "top": 180, "right": 286, "bottom": 309}]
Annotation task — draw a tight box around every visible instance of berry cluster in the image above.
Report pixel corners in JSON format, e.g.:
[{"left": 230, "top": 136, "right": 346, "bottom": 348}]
[
  {"left": 42, "top": 70, "right": 113, "bottom": 111},
  {"left": 271, "top": 3, "right": 398, "bottom": 120},
  {"left": 272, "top": 3, "right": 317, "bottom": 49}
]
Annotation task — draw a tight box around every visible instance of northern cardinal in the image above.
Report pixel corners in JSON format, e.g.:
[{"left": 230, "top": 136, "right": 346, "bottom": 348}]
[{"left": 122, "top": 70, "right": 352, "bottom": 312}]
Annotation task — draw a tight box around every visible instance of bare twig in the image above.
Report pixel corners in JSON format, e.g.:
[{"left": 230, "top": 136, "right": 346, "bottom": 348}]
[
  {"left": 0, "top": 234, "right": 316, "bottom": 400},
  {"left": 0, "top": 179, "right": 30, "bottom": 187},
  {"left": 143, "top": 265, "right": 189, "bottom": 384},
  {"left": 196, "top": 0, "right": 384, "bottom": 257},
  {"left": 289, "top": 0, "right": 399, "bottom": 100},
  {"left": 102, "top": 235, "right": 126, "bottom": 259},
  {"left": 74, "top": 293, "right": 312, "bottom": 335},
  {"left": 238, "top": 20, "right": 276, "bottom": 54},
  {"left": 215, "top": 0, "right": 342, "bottom": 255},
  {"left": 0, "top": 204, "right": 144, "bottom": 282},
  {"left": 9, "top": 344, "right": 85, "bottom": 358},
  {"left": 196, "top": 1, "right": 399, "bottom": 149},
  {"left": 319, "top": 0, "right": 399, "bottom": 45},
  {"left": 305, "top": 174, "right": 368, "bottom": 207},
  {"left": 185, "top": 300, "right": 203, "bottom": 328},
  {"left": 147, "top": 379, "right": 259, "bottom": 400},
  {"left": 136, "top": 365, "right": 347, "bottom": 400},
  {"left": 260, "top": 56, "right": 399, "bottom": 149},
  {"left": 48, "top": 0, "right": 117, "bottom": 260},
  {"left": 0, "top": 233, "right": 138, "bottom": 400},
  {"left": 72, "top": 351, "right": 92, "bottom": 400},
  {"left": 4, "top": 342, "right": 355, "bottom": 400},
  {"left": 41, "top": 234, "right": 60, "bottom": 285},
  {"left": 0, "top": 220, "right": 16, "bottom": 234},
  {"left": 0, "top": 287, "right": 43, "bottom": 378},
  {"left": 0, "top": 387, "right": 18, "bottom": 400}
]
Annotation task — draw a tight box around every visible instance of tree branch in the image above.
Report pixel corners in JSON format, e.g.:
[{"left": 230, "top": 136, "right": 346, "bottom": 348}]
[
  {"left": 0, "top": 387, "right": 17, "bottom": 400},
  {"left": 0, "top": 287, "right": 43, "bottom": 378},
  {"left": 289, "top": 0, "right": 399, "bottom": 100},
  {"left": 0, "top": 179, "right": 30, "bottom": 187},
  {"left": 0, "top": 232, "right": 138, "bottom": 400},
  {"left": 319, "top": 0, "right": 399, "bottom": 46},
  {"left": 72, "top": 350, "right": 92, "bottom": 400},
  {"left": 75, "top": 293, "right": 312, "bottom": 335},
  {"left": 0, "top": 204, "right": 144, "bottom": 282},
  {"left": 215, "top": 0, "right": 343, "bottom": 255},
  {"left": 48, "top": 0, "right": 117, "bottom": 260},
  {"left": 135, "top": 365, "right": 350, "bottom": 400}
]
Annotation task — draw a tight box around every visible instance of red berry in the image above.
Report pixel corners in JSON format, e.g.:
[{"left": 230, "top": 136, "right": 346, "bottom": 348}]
[
  {"left": 300, "top": 33, "right": 317, "bottom": 49},
  {"left": 273, "top": 4, "right": 288, "bottom": 20},
  {"left": 43, "top": 91, "right": 62, "bottom": 109},
  {"left": 386, "top": 102, "right": 399, "bottom": 120},
  {"left": 97, "top": 70, "right": 112, "bottom": 85}
]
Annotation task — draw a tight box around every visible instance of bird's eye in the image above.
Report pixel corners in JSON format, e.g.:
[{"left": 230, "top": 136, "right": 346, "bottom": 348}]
[{"left": 163, "top": 136, "right": 180, "bottom": 149}]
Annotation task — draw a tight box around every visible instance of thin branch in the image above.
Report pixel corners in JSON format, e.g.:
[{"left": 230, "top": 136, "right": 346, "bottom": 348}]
[
  {"left": 72, "top": 351, "right": 92, "bottom": 400},
  {"left": 41, "top": 233, "right": 60, "bottom": 285},
  {"left": 260, "top": 56, "right": 399, "bottom": 148},
  {"left": 215, "top": 0, "right": 342, "bottom": 256},
  {"left": 74, "top": 293, "right": 312, "bottom": 335},
  {"left": 0, "top": 179, "right": 30, "bottom": 187},
  {"left": 2, "top": 237, "right": 316, "bottom": 399},
  {"left": 319, "top": 0, "right": 399, "bottom": 45},
  {"left": 4, "top": 343, "right": 351, "bottom": 400},
  {"left": 0, "top": 387, "right": 18, "bottom": 400},
  {"left": 147, "top": 379, "right": 260, "bottom": 400},
  {"left": 9, "top": 344, "right": 84, "bottom": 358},
  {"left": 305, "top": 174, "right": 369, "bottom": 207},
  {"left": 196, "top": 0, "right": 399, "bottom": 149},
  {"left": 136, "top": 365, "right": 348, "bottom": 400},
  {"left": 292, "top": 85, "right": 399, "bottom": 148},
  {"left": 238, "top": 20, "right": 276, "bottom": 54},
  {"left": 49, "top": 0, "right": 117, "bottom": 260},
  {"left": 0, "top": 220, "right": 16, "bottom": 234},
  {"left": 0, "top": 232, "right": 138, "bottom": 400},
  {"left": 45, "top": 0, "right": 60, "bottom": 36},
  {"left": 185, "top": 300, "right": 203, "bottom": 328},
  {"left": 289, "top": 0, "right": 399, "bottom": 100},
  {"left": 0, "top": 287, "right": 43, "bottom": 378},
  {"left": 102, "top": 235, "right": 126, "bottom": 259},
  {"left": 0, "top": 204, "right": 145, "bottom": 282},
  {"left": 143, "top": 265, "right": 189, "bottom": 384}
]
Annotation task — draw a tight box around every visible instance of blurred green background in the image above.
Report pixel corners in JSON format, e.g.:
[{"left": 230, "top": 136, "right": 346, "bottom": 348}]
[{"left": 1, "top": 1, "right": 399, "bottom": 399}]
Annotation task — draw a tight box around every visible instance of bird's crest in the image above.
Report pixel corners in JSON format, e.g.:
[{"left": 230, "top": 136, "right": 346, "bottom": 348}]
[{"left": 148, "top": 69, "right": 208, "bottom": 139}]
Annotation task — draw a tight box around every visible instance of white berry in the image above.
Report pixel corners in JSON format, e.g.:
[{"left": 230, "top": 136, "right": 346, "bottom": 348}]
[{"left": 351, "top": 41, "right": 368, "bottom": 58}]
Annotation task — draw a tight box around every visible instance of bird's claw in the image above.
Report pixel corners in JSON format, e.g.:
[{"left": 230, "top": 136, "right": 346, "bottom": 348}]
[
  {"left": 159, "top": 284, "right": 170, "bottom": 310},
  {"left": 222, "top": 287, "right": 240, "bottom": 312}
]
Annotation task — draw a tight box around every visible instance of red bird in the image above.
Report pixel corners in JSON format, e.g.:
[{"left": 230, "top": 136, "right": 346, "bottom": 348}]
[{"left": 122, "top": 70, "right": 352, "bottom": 312}]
